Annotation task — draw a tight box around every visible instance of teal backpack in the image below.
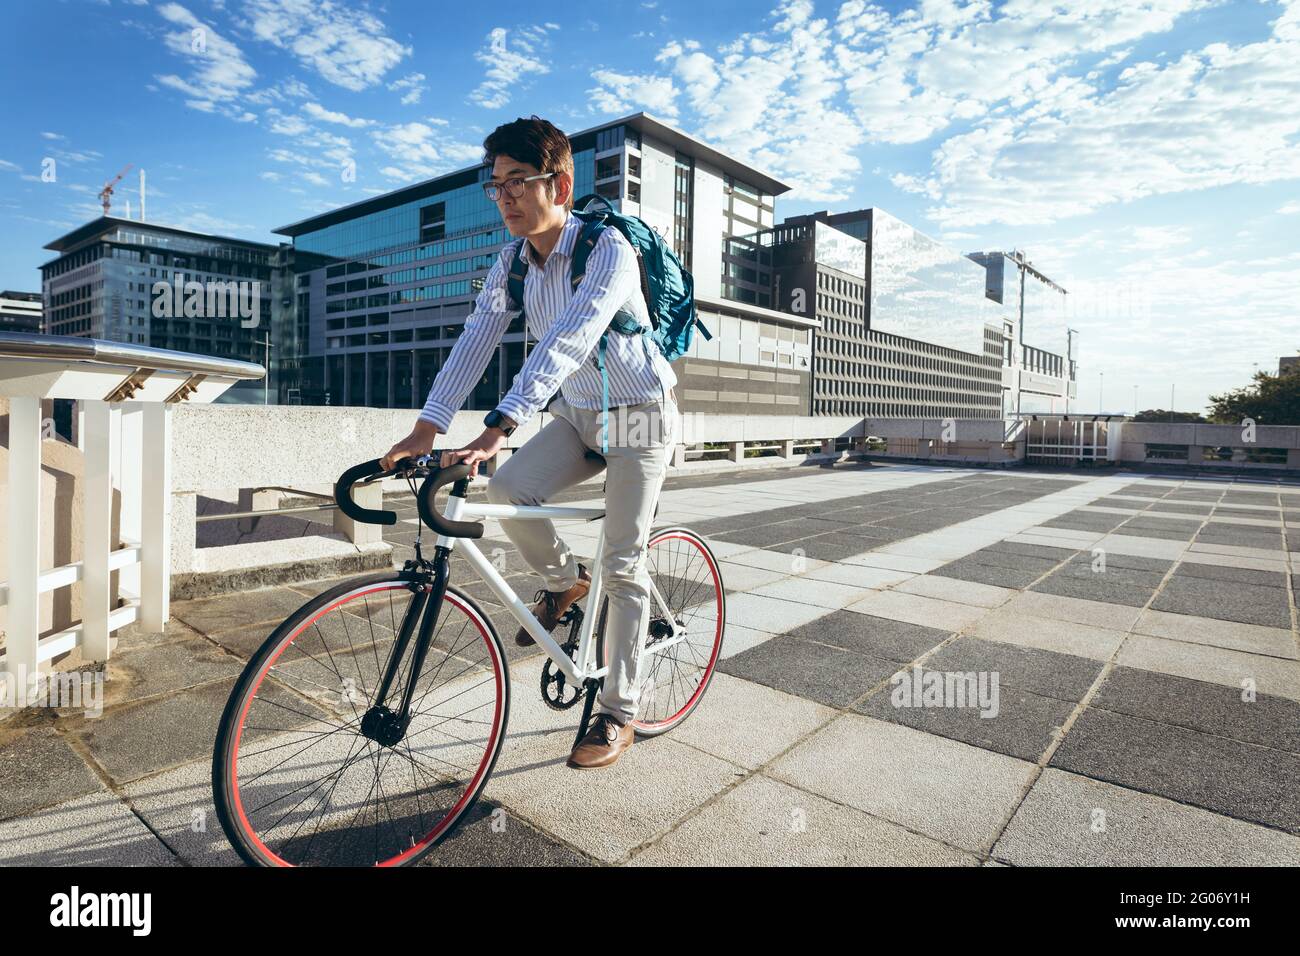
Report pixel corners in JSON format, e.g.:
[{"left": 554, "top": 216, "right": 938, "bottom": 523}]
[{"left": 504, "top": 193, "right": 712, "bottom": 452}]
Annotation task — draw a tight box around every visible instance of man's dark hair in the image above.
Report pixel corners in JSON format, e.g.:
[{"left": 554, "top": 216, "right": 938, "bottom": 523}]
[{"left": 483, "top": 115, "right": 574, "bottom": 211}]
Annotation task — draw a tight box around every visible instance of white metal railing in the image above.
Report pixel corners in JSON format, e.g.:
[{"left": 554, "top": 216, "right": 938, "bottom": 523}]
[{"left": 0, "top": 332, "right": 263, "bottom": 687}]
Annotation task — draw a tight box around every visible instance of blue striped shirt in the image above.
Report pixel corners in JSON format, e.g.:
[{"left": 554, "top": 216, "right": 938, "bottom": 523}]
[{"left": 418, "top": 211, "right": 677, "bottom": 432}]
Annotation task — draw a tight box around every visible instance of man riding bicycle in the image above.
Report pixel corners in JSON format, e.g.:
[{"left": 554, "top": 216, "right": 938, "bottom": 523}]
[{"left": 381, "top": 115, "right": 679, "bottom": 770}]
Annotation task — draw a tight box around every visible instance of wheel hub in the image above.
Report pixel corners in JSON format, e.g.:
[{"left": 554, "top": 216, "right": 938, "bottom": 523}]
[{"left": 360, "top": 705, "right": 410, "bottom": 747}]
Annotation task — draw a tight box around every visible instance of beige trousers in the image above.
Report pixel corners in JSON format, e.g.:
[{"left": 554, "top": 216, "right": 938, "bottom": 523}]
[{"left": 486, "top": 394, "right": 679, "bottom": 723}]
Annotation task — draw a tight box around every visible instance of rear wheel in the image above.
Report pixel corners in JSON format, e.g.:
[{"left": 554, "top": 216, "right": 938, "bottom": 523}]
[
  {"left": 212, "top": 572, "right": 509, "bottom": 867},
  {"left": 595, "top": 527, "right": 725, "bottom": 737}
]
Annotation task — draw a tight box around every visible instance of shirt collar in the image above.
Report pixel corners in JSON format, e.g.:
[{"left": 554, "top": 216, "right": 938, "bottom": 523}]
[{"left": 522, "top": 212, "right": 581, "bottom": 269}]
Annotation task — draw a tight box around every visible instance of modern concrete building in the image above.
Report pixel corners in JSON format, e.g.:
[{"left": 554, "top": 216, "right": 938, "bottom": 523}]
[
  {"left": 272, "top": 112, "right": 822, "bottom": 415},
  {"left": 968, "top": 249, "right": 1074, "bottom": 416},
  {"left": 723, "top": 208, "right": 1006, "bottom": 420},
  {"left": 39, "top": 218, "right": 288, "bottom": 402},
  {"left": 0, "top": 290, "right": 42, "bottom": 333}
]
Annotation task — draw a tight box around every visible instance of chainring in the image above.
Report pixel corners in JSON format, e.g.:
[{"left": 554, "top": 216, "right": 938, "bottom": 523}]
[{"left": 539, "top": 604, "right": 585, "bottom": 710}]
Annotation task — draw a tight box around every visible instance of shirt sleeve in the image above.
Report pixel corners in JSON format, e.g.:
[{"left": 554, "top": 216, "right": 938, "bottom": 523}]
[
  {"left": 417, "top": 244, "right": 520, "bottom": 432},
  {"left": 495, "top": 227, "right": 639, "bottom": 428}
]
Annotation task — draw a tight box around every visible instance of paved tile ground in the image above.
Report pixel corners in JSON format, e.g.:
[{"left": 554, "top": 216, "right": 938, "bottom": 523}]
[{"left": 4, "top": 461, "right": 1299, "bottom": 866}]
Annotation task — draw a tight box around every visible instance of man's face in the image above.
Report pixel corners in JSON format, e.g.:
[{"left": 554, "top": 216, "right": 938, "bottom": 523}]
[{"left": 488, "top": 154, "right": 570, "bottom": 238}]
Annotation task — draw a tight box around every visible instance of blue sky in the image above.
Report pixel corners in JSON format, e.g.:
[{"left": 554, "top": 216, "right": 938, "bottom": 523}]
[{"left": 1, "top": 0, "right": 1298, "bottom": 415}]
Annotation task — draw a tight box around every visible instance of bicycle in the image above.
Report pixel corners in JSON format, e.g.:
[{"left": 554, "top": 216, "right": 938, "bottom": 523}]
[{"left": 211, "top": 454, "right": 727, "bottom": 866}]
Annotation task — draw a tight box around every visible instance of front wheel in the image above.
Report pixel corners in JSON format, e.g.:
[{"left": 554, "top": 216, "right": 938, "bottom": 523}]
[
  {"left": 212, "top": 572, "right": 509, "bottom": 867},
  {"left": 596, "top": 526, "right": 726, "bottom": 737}
]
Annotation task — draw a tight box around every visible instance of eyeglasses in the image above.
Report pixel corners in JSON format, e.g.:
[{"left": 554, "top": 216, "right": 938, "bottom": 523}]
[{"left": 482, "top": 172, "right": 556, "bottom": 202}]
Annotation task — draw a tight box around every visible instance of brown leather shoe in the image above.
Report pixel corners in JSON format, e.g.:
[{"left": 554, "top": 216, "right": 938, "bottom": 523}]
[
  {"left": 567, "top": 713, "right": 634, "bottom": 769},
  {"left": 515, "top": 564, "right": 591, "bottom": 647}
]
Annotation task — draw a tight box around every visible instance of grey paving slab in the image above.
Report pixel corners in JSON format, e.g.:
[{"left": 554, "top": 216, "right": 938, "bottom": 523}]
[
  {"left": 789, "top": 610, "right": 950, "bottom": 664},
  {"left": 846, "top": 590, "right": 988, "bottom": 632},
  {"left": 893, "top": 575, "right": 1016, "bottom": 608},
  {"left": 719, "top": 634, "right": 899, "bottom": 708},
  {"left": 119, "top": 757, "right": 245, "bottom": 865},
  {"left": 775, "top": 532, "right": 886, "bottom": 562},
  {"left": 1092, "top": 666, "right": 1300, "bottom": 753},
  {"left": 856, "top": 675, "right": 1072, "bottom": 761},
  {"left": 1109, "top": 525, "right": 1197, "bottom": 541},
  {"left": 1150, "top": 576, "right": 1292, "bottom": 629},
  {"left": 768, "top": 714, "right": 1037, "bottom": 853},
  {"left": 0, "top": 788, "right": 179, "bottom": 866},
  {"left": 1050, "top": 708, "right": 1300, "bottom": 834},
  {"left": 718, "top": 622, "right": 779, "bottom": 660},
  {"left": 797, "top": 561, "right": 914, "bottom": 589},
  {"left": 0, "top": 725, "right": 104, "bottom": 823},
  {"left": 1171, "top": 562, "right": 1287, "bottom": 589},
  {"left": 724, "top": 547, "right": 828, "bottom": 574},
  {"left": 993, "top": 768, "right": 1300, "bottom": 866},
  {"left": 983, "top": 541, "right": 1078, "bottom": 562},
  {"left": 1002, "top": 591, "right": 1143, "bottom": 632},
  {"left": 932, "top": 560, "right": 1043, "bottom": 589},
  {"left": 171, "top": 586, "right": 319, "bottom": 635},
  {"left": 471, "top": 658, "right": 742, "bottom": 864},
  {"left": 628, "top": 773, "right": 977, "bottom": 866},
  {"left": 750, "top": 576, "right": 873, "bottom": 610},
  {"left": 927, "top": 637, "right": 1103, "bottom": 702},
  {"left": 102, "top": 633, "right": 244, "bottom": 704},
  {"left": 70, "top": 677, "right": 327, "bottom": 785},
  {"left": 966, "top": 609, "right": 1127, "bottom": 662},
  {"left": 1132, "top": 608, "right": 1297, "bottom": 659},
  {"left": 417, "top": 800, "right": 593, "bottom": 867},
  {"left": 1116, "top": 634, "right": 1300, "bottom": 703},
  {"left": 722, "top": 592, "right": 833, "bottom": 634},
  {"left": 667, "top": 672, "right": 836, "bottom": 770},
  {"left": 1029, "top": 573, "right": 1156, "bottom": 608}
]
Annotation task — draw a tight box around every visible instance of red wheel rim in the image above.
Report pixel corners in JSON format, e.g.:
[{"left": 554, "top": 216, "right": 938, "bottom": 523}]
[{"left": 225, "top": 585, "right": 505, "bottom": 866}]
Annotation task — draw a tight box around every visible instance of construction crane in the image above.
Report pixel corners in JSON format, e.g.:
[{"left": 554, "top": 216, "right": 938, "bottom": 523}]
[{"left": 98, "top": 164, "right": 132, "bottom": 215}]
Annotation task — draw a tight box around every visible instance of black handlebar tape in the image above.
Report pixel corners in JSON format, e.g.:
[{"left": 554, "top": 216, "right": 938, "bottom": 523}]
[
  {"left": 333, "top": 458, "right": 398, "bottom": 526},
  {"left": 416, "top": 463, "right": 485, "bottom": 539}
]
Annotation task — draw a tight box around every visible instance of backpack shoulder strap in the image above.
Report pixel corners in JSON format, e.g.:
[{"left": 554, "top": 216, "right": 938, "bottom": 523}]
[
  {"left": 506, "top": 237, "right": 529, "bottom": 312},
  {"left": 569, "top": 218, "right": 606, "bottom": 292}
]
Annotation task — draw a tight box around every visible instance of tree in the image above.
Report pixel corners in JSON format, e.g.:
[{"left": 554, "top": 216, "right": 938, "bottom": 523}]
[
  {"left": 1207, "top": 364, "right": 1300, "bottom": 425},
  {"left": 1132, "top": 408, "right": 1204, "bottom": 423}
]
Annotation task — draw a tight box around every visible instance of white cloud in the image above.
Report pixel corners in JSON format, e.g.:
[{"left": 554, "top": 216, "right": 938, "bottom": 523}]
[
  {"left": 916, "top": 15, "right": 1300, "bottom": 228},
  {"left": 154, "top": 2, "right": 257, "bottom": 112},
  {"left": 601, "top": 0, "right": 865, "bottom": 200},
  {"left": 587, "top": 70, "right": 679, "bottom": 117},
  {"left": 1280, "top": 200, "right": 1300, "bottom": 214},
  {"left": 387, "top": 72, "right": 426, "bottom": 105},
  {"left": 470, "top": 25, "right": 555, "bottom": 108},
  {"left": 371, "top": 122, "right": 483, "bottom": 182},
  {"left": 303, "top": 101, "right": 372, "bottom": 127},
  {"left": 242, "top": 0, "right": 410, "bottom": 91}
]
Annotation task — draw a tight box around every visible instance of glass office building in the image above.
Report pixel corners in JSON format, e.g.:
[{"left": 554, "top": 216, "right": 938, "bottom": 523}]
[{"left": 40, "top": 218, "right": 282, "bottom": 402}]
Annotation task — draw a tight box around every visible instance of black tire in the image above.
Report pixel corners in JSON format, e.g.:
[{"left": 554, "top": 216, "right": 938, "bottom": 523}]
[
  {"left": 212, "top": 571, "right": 509, "bottom": 867},
  {"left": 595, "top": 526, "right": 726, "bottom": 737}
]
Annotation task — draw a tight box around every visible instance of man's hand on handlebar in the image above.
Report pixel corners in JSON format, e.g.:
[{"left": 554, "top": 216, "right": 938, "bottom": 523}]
[
  {"left": 380, "top": 419, "right": 442, "bottom": 472},
  {"left": 439, "top": 427, "right": 508, "bottom": 478}
]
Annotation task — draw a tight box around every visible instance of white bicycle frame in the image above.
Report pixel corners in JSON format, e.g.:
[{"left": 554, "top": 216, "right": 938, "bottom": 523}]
[{"left": 433, "top": 493, "right": 686, "bottom": 687}]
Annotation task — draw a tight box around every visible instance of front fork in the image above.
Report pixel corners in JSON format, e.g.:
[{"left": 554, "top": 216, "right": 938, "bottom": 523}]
[{"left": 366, "top": 480, "right": 468, "bottom": 745}]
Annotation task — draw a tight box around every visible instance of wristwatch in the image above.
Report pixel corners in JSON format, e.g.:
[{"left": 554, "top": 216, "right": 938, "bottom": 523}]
[{"left": 483, "top": 408, "right": 517, "bottom": 436}]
